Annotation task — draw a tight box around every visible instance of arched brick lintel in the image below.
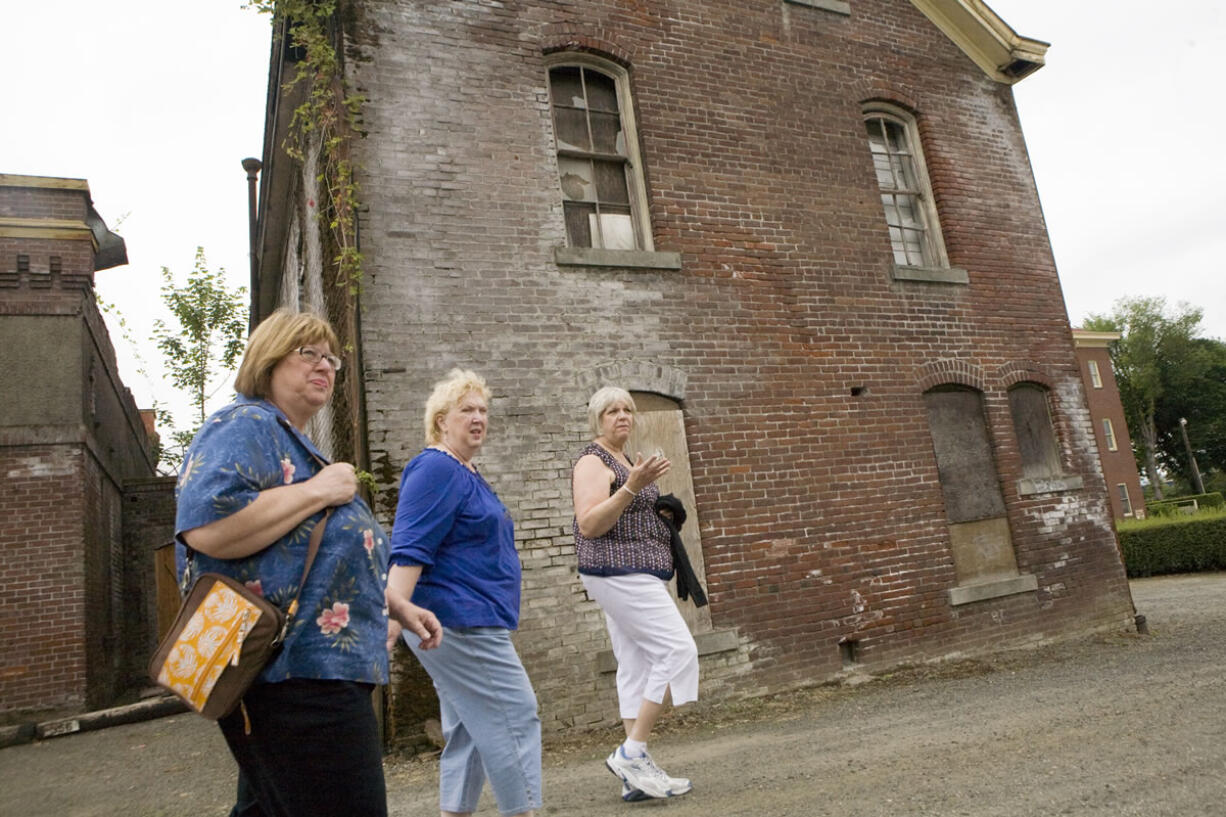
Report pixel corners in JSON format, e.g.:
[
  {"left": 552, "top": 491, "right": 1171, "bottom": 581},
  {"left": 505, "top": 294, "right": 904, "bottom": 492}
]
[
  {"left": 915, "top": 358, "right": 986, "bottom": 393},
  {"left": 579, "top": 361, "right": 688, "bottom": 403}
]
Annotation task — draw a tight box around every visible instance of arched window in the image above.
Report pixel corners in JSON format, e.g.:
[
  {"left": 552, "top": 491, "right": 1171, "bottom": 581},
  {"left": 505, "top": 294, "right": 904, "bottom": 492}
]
[
  {"left": 547, "top": 58, "right": 653, "bottom": 251},
  {"left": 864, "top": 104, "right": 949, "bottom": 271}
]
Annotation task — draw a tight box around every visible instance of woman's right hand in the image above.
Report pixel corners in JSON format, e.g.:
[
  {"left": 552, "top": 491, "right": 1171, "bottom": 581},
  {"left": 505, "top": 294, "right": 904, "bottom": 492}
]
[
  {"left": 626, "top": 452, "right": 671, "bottom": 493},
  {"left": 310, "top": 462, "right": 359, "bottom": 507}
]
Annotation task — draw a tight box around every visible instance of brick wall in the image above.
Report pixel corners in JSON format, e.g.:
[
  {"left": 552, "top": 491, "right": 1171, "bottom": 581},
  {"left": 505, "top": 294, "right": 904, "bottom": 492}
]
[
  {"left": 301, "top": 0, "right": 1136, "bottom": 733},
  {"left": 0, "top": 446, "right": 88, "bottom": 715}
]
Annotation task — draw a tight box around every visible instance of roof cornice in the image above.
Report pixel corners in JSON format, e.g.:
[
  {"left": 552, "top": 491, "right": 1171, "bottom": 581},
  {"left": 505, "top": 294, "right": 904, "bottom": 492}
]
[
  {"left": 0, "top": 174, "right": 90, "bottom": 191},
  {"left": 1072, "top": 329, "right": 1122, "bottom": 348},
  {"left": 909, "top": 0, "right": 1049, "bottom": 84}
]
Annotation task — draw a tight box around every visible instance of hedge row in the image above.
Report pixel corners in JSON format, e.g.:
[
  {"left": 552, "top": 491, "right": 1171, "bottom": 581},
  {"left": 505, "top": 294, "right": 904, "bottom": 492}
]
[{"left": 1118, "top": 509, "right": 1226, "bottom": 577}]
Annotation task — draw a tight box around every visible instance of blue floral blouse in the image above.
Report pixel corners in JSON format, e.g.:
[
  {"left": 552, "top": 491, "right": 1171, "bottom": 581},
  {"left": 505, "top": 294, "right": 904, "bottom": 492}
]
[{"left": 174, "top": 396, "right": 390, "bottom": 685}]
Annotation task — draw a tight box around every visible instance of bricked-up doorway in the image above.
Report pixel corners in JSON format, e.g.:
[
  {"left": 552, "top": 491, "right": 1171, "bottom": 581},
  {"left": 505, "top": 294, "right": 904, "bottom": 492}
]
[
  {"left": 923, "top": 386, "right": 1022, "bottom": 586},
  {"left": 626, "top": 392, "right": 712, "bottom": 635}
]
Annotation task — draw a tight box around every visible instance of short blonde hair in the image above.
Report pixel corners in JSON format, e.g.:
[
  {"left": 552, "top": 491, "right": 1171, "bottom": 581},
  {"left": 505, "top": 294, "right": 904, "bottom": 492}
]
[
  {"left": 587, "top": 386, "right": 636, "bottom": 438},
  {"left": 234, "top": 309, "right": 340, "bottom": 399},
  {"left": 424, "top": 369, "right": 492, "bottom": 444}
]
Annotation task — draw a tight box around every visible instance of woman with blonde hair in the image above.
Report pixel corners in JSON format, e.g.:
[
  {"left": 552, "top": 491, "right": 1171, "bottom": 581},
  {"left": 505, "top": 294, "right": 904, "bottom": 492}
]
[
  {"left": 175, "top": 308, "right": 441, "bottom": 817},
  {"left": 572, "top": 386, "right": 699, "bottom": 801},
  {"left": 387, "top": 369, "right": 542, "bottom": 817}
]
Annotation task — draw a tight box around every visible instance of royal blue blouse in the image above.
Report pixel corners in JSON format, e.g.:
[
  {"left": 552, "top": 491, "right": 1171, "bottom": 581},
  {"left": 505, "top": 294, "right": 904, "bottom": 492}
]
[
  {"left": 389, "top": 448, "right": 520, "bottom": 630},
  {"left": 175, "top": 396, "right": 391, "bottom": 685}
]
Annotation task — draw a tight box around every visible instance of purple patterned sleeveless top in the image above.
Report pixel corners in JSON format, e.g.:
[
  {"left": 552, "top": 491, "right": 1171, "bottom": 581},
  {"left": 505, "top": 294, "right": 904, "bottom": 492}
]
[{"left": 573, "top": 443, "right": 673, "bottom": 579}]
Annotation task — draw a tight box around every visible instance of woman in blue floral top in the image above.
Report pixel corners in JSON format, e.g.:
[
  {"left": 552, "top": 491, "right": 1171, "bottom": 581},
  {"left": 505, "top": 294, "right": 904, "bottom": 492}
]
[{"left": 176, "top": 309, "right": 441, "bottom": 817}]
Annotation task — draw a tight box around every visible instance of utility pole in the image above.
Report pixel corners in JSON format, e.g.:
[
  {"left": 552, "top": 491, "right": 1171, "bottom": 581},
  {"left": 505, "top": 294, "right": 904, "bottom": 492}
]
[{"left": 1179, "top": 417, "right": 1206, "bottom": 495}]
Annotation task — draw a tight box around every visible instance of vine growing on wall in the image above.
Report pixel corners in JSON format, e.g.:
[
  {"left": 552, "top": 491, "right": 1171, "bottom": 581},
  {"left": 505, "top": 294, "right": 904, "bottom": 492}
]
[{"left": 247, "top": 0, "right": 365, "bottom": 296}]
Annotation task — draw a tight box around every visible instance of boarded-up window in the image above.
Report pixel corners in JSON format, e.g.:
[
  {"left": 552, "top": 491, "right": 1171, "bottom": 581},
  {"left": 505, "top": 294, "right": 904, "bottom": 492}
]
[
  {"left": 626, "top": 392, "right": 711, "bottom": 634},
  {"left": 924, "top": 386, "right": 1020, "bottom": 586},
  {"left": 1008, "top": 383, "right": 1062, "bottom": 479},
  {"left": 923, "top": 387, "right": 1006, "bottom": 523}
]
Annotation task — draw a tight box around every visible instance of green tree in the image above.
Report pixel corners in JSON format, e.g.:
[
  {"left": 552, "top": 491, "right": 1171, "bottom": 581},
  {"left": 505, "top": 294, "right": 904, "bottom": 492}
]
[
  {"left": 1084, "top": 296, "right": 1220, "bottom": 499},
  {"left": 1153, "top": 337, "right": 1226, "bottom": 491},
  {"left": 154, "top": 247, "right": 248, "bottom": 468}
]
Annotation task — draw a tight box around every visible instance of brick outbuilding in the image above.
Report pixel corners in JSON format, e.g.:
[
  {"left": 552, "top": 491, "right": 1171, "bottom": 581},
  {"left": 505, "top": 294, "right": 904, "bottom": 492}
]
[{"left": 0, "top": 174, "right": 174, "bottom": 720}]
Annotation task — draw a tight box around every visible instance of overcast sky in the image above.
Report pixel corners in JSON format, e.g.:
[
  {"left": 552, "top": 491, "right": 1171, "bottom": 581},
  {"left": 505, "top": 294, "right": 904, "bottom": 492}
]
[{"left": 2, "top": 1, "right": 1222, "bottom": 422}]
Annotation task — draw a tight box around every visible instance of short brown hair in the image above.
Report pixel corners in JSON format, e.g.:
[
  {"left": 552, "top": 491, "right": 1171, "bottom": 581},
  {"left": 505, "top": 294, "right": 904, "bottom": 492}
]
[{"left": 233, "top": 309, "right": 340, "bottom": 399}]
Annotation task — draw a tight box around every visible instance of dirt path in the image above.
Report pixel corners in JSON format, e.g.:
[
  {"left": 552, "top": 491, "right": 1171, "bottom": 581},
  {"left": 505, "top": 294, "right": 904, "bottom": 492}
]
[{"left": 2, "top": 574, "right": 1223, "bottom": 816}]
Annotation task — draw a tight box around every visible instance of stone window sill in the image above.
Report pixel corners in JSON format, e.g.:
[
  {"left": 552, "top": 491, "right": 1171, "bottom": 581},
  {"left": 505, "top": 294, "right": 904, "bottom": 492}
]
[
  {"left": 892, "top": 264, "right": 969, "bottom": 284},
  {"left": 948, "top": 573, "right": 1039, "bottom": 607},
  {"left": 1017, "top": 474, "right": 1084, "bottom": 496},
  {"left": 784, "top": 0, "right": 850, "bottom": 15},
  {"left": 554, "top": 246, "right": 682, "bottom": 270},
  {"left": 597, "top": 628, "right": 737, "bottom": 673}
]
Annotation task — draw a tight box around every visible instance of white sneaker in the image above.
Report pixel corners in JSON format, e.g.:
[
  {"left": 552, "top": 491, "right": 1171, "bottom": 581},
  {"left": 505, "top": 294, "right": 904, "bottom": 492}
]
[
  {"left": 606, "top": 746, "right": 688, "bottom": 799},
  {"left": 621, "top": 775, "right": 692, "bottom": 802}
]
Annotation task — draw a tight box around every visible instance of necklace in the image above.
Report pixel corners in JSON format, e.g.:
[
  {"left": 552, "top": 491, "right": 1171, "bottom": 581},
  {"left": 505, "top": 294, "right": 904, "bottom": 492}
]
[{"left": 434, "top": 442, "right": 475, "bottom": 471}]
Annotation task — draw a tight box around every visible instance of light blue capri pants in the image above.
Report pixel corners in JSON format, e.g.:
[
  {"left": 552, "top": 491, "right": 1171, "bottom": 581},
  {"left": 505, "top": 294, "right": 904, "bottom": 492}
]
[{"left": 408, "top": 626, "right": 542, "bottom": 816}]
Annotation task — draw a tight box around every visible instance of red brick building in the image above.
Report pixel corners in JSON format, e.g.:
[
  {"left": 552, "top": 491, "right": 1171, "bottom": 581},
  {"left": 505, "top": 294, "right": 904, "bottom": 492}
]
[
  {"left": 253, "top": 0, "right": 1136, "bottom": 736},
  {"left": 1072, "top": 329, "right": 1146, "bottom": 520},
  {"left": 0, "top": 174, "right": 174, "bottom": 720}
]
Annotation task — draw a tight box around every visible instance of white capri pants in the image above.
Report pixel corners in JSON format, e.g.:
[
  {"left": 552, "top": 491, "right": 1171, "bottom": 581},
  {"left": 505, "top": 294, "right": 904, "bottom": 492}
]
[{"left": 581, "top": 573, "right": 700, "bottom": 719}]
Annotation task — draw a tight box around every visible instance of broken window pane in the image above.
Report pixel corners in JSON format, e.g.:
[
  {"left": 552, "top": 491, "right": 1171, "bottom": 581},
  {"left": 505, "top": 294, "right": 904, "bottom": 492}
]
[
  {"left": 558, "top": 157, "right": 596, "bottom": 201},
  {"left": 590, "top": 112, "right": 623, "bottom": 155}
]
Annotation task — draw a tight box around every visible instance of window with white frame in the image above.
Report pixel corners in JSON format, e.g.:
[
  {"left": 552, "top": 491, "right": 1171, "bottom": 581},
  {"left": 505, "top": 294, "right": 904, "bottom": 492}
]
[
  {"left": 864, "top": 105, "right": 949, "bottom": 270},
  {"left": 547, "top": 59, "right": 653, "bottom": 251},
  {"left": 1117, "top": 483, "right": 1134, "bottom": 516},
  {"left": 1102, "top": 418, "right": 1119, "bottom": 451},
  {"left": 1088, "top": 359, "right": 1103, "bottom": 389}
]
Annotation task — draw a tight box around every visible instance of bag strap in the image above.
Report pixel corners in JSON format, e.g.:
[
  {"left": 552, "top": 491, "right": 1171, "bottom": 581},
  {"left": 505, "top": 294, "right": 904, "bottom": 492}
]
[{"left": 279, "top": 508, "right": 330, "bottom": 643}]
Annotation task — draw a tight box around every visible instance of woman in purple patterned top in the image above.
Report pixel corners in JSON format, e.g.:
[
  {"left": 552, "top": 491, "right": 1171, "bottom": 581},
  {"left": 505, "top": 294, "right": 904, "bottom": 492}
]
[{"left": 572, "top": 386, "right": 700, "bottom": 802}]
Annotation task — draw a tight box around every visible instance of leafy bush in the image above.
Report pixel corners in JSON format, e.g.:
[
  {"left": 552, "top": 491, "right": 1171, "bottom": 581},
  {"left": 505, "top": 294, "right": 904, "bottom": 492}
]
[
  {"left": 1117, "top": 507, "right": 1226, "bottom": 577},
  {"left": 1147, "top": 492, "right": 1225, "bottom": 517}
]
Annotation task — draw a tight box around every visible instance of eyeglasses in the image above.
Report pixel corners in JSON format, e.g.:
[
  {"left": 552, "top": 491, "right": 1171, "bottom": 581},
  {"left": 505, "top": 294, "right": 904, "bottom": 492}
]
[{"left": 295, "top": 346, "right": 343, "bottom": 371}]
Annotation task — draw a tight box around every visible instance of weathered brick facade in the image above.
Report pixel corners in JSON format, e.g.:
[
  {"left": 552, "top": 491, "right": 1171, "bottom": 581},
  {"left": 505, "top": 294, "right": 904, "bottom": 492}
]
[
  {"left": 255, "top": 0, "right": 1135, "bottom": 737},
  {"left": 0, "top": 175, "right": 173, "bottom": 719}
]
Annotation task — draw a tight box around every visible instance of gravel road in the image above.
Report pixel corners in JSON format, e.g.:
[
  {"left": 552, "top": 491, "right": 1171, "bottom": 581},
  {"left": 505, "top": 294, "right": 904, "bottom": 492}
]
[{"left": 2, "top": 573, "right": 1222, "bottom": 817}]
